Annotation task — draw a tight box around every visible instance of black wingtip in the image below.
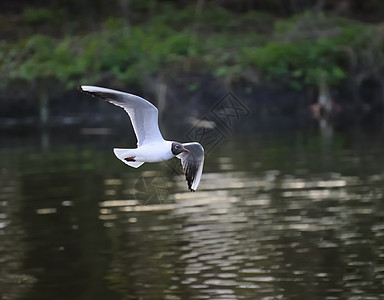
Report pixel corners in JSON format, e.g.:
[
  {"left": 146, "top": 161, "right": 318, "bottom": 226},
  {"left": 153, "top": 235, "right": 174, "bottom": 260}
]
[
  {"left": 79, "top": 86, "right": 93, "bottom": 96},
  {"left": 79, "top": 86, "right": 98, "bottom": 99},
  {"left": 187, "top": 181, "right": 195, "bottom": 192}
]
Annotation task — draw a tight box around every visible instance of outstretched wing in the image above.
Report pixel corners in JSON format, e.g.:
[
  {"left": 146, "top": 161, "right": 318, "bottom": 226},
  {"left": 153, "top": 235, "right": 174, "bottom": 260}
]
[
  {"left": 80, "top": 85, "right": 164, "bottom": 147},
  {"left": 177, "top": 142, "right": 204, "bottom": 191}
]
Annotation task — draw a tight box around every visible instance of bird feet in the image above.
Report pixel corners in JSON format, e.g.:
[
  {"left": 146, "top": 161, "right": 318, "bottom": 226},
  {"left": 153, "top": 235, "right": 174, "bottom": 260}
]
[{"left": 124, "top": 156, "right": 136, "bottom": 162}]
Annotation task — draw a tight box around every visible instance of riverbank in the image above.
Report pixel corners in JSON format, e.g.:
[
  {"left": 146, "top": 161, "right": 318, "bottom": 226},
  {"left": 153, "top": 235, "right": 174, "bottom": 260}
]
[
  {"left": 1, "top": 75, "right": 383, "bottom": 134},
  {"left": 1, "top": 1, "right": 384, "bottom": 121}
]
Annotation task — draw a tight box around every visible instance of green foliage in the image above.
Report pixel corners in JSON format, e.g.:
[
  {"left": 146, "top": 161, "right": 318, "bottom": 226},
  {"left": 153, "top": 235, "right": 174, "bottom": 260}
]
[
  {"left": 2, "top": 17, "right": 200, "bottom": 89},
  {"left": 1, "top": 5, "right": 384, "bottom": 94},
  {"left": 22, "top": 8, "right": 56, "bottom": 25},
  {"left": 7, "top": 35, "right": 83, "bottom": 87},
  {"left": 147, "top": 3, "right": 235, "bottom": 30},
  {"left": 240, "top": 12, "right": 381, "bottom": 89},
  {"left": 242, "top": 38, "right": 346, "bottom": 89},
  {"left": 89, "top": 24, "right": 197, "bottom": 83}
]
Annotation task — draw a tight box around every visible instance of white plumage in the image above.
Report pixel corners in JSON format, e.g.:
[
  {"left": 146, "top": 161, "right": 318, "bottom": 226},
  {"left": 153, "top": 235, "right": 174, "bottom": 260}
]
[{"left": 80, "top": 85, "right": 205, "bottom": 191}]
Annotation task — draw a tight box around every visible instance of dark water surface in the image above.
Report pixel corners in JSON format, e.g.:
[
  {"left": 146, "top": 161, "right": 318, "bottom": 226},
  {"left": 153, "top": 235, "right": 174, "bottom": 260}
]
[{"left": 1, "top": 118, "right": 384, "bottom": 300}]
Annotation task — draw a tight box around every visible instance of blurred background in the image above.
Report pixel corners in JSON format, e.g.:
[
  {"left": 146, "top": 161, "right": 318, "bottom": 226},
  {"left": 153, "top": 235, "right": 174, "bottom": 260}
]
[{"left": 2, "top": 1, "right": 384, "bottom": 299}]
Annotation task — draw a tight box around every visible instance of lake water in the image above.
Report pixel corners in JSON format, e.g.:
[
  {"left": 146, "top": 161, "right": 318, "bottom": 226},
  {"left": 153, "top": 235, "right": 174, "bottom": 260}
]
[{"left": 1, "top": 113, "right": 384, "bottom": 299}]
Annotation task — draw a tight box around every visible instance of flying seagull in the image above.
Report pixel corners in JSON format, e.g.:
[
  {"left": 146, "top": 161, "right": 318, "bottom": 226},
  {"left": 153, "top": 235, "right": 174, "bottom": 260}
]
[{"left": 80, "top": 86, "right": 204, "bottom": 191}]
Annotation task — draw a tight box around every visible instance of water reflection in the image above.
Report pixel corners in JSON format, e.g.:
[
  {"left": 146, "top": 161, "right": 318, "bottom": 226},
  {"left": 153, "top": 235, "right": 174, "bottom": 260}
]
[
  {"left": 99, "top": 168, "right": 384, "bottom": 300},
  {"left": 0, "top": 163, "right": 36, "bottom": 298},
  {"left": 1, "top": 126, "right": 384, "bottom": 299}
]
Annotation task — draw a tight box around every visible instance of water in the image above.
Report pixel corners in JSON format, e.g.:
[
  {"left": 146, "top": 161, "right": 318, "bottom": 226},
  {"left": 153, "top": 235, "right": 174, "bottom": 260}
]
[{"left": 1, "top": 118, "right": 384, "bottom": 300}]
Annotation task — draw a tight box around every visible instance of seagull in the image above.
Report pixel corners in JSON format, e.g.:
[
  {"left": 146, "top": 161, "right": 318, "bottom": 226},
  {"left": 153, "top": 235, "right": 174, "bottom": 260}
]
[{"left": 80, "top": 86, "right": 204, "bottom": 191}]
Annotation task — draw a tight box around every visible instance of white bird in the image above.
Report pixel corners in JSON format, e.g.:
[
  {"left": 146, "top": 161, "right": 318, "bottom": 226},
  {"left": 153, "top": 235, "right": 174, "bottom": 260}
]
[{"left": 80, "top": 85, "right": 204, "bottom": 191}]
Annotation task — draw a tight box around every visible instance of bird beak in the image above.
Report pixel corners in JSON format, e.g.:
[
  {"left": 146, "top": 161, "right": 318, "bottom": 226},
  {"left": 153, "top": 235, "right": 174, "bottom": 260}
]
[{"left": 182, "top": 148, "right": 190, "bottom": 153}]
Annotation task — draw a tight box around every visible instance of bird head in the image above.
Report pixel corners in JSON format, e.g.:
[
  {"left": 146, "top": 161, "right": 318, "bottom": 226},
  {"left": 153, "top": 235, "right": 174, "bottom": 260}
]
[{"left": 171, "top": 142, "right": 190, "bottom": 156}]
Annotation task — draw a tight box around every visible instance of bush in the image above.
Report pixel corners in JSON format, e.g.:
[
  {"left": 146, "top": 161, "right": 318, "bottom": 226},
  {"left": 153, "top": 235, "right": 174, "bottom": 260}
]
[
  {"left": 240, "top": 12, "right": 381, "bottom": 89},
  {"left": 1, "top": 6, "right": 383, "bottom": 95}
]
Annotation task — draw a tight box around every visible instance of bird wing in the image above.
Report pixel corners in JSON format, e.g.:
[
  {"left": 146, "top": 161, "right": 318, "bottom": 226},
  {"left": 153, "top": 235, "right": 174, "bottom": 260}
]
[
  {"left": 80, "top": 86, "right": 164, "bottom": 147},
  {"left": 177, "top": 142, "right": 204, "bottom": 191}
]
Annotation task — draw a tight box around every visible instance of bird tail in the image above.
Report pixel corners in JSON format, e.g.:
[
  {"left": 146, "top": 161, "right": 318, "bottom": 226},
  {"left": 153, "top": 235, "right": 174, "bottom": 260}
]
[{"left": 113, "top": 148, "right": 145, "bottom": 168}]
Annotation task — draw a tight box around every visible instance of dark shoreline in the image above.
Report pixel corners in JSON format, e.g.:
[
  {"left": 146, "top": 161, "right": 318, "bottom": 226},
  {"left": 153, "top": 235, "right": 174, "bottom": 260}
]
[{"left": 1, "top": 79, "right": 384, "bottom": 136}]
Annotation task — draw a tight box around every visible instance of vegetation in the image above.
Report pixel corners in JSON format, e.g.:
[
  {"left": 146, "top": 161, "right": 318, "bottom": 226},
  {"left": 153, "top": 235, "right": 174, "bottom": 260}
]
[
  {"left": 1, "top": 1, "right": 384, "bottom": 98},
  {"left": 242, "top": 12, "right": 384, "bottom": 89}
]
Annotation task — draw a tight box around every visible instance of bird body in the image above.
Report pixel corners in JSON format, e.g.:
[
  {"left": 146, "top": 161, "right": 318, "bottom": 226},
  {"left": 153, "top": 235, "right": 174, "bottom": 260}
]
[
  {"left": 80, "top": 85, "right": 204, "bottom": 191},
  {"left": 114, "top": 140, "right": 174, "bottom": 166}
]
